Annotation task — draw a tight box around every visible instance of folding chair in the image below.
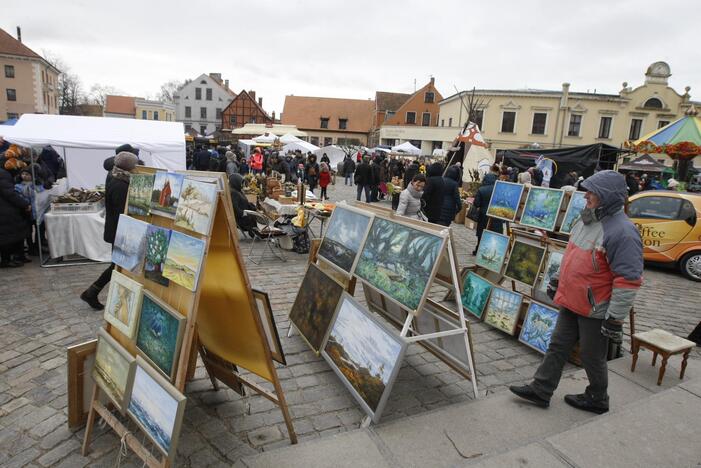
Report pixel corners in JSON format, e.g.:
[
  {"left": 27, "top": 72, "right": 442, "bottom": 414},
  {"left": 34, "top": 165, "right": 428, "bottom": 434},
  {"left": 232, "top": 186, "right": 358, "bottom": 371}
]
[{"left": 244, "top": 210, "right": 288, "bottom": 264}]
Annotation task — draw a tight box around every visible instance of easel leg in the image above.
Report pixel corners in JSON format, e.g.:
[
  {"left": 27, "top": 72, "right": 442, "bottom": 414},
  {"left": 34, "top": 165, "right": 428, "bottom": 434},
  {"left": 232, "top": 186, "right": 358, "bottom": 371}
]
[
  {"left": 81, "top": 385, "right": 99, "bottom": 456},
  {"left": 287, "top": 325, "right": 296, "bottom": 338},
  {"left": 271, "top": 373, "right": 297, "bottom": 444},
  {"left": 360, "top": 416, "right": 372, "bottom": 428}
]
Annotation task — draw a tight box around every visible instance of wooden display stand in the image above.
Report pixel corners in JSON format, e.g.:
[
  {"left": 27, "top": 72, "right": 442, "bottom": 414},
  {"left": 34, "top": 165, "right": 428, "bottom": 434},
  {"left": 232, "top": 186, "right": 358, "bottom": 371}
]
[{"left": 82, "top": 170, "right": 296, "bottom": 468}]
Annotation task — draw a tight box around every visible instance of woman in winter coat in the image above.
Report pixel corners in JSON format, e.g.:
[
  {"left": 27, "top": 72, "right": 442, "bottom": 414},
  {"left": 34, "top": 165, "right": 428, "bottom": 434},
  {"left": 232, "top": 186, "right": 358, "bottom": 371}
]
[
  {"left": 396, "top": 174, "right": 426, "bottom": 218},
  {"left": 439, "top": 166, "right": 463, "bottom": 226},
  {"left": 225, "top": 151, "right": 239, "bottom": 177},
  {"left": 0, "top": 158, "right": 30, "bottom": 268},
  {"left": 228, "top": 174, "right": 257, "bottom": 234},
  {"left": 472, "top": 172, "right": 504, "bottom": 255},
  {"left": 250, "top": 148, "right": 264, "bottom": 174},
  {"left": 305, "top": 154, "right": 320, "bottom": 192},
  {"left": 421, "top": 162, "right": 446, "bottom": 224},
  {"left": 319, "top": 162, "right": 331, "bottom": 200}
]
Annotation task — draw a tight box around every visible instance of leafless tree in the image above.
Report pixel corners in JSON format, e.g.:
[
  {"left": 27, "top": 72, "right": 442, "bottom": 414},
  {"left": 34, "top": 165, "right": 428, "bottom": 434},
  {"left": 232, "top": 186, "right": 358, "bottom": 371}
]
[
  {"left": 88, "top": 84, "right": 123, "bottom": 107},
  {"left": 43, "top": 51, "right": 85, "bottom": 115},
  {"left": 158, "top": 79, "right": 188, "bottom": 103}
]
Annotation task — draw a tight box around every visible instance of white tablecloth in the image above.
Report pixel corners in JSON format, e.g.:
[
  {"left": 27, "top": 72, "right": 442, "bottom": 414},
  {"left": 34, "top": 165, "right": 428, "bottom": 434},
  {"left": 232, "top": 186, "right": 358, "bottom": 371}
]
[
  {"left": 262, "top": 198, "right": 301, "bottom": 216},
  {"left": 44, "top": 209, "right": 112, "bottom": 262}
]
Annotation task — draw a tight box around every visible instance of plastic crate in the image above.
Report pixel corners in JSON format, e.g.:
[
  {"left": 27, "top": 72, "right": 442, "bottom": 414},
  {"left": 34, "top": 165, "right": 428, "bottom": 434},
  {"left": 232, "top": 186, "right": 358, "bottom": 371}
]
[{"left": 51, "top": 199, "right": 105, "bottom": 214}]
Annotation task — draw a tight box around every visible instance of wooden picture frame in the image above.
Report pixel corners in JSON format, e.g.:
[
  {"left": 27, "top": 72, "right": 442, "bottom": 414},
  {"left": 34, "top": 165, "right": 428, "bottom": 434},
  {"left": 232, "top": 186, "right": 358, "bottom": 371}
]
[
  {"left": 252, "top": 289, "right": 286, "bottom": 365},
  {"left": 519, "top": 186, "right": 566, "bottom": 232},
  {"left": 475, "top": 230, "right": 510, "bottom": 275},
  {"left": 483, "top": 287, "right": 524, "bottom": 336},
  {"left": 486, "top": 180, "right": 525, "bottom": 222},
  {"left": 92, "top": 328, "right": 136, "bottom": 414},
  {"left": 503, "top": 239, "right": 546, "bottom": 288},
  {"left": 67, "top": 339, "right": 97, "bottom": 429},
  {"left": 104, "top": 270, "right": 144, "bottom": 339}
]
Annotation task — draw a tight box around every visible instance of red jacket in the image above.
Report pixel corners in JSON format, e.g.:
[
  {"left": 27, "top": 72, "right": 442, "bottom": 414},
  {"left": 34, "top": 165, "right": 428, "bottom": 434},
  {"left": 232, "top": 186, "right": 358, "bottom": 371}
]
[
  {"left": 319, "top": 171, "right": 331, "bottom": 188},
  {"left": 250, "top": 152, "right": 263, "bottom": 170}
]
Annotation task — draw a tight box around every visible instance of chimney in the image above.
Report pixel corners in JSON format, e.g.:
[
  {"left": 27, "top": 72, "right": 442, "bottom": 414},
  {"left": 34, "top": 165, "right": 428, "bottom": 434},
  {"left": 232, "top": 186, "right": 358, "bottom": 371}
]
[
  {"left": 560, "top": 82, "right": 570, "bottom": 109},
  {"left": 249, "top": 90, "right": 256, "bottom": 101},
  {"left": 16, "top": 26, "right": 22, "bottom": 43},
  {"left": 224, "top": 79, "right": 229, "bottom": 89},
  {"left": 430, "top": 76, "right": 435, "bottom": 85},
  {"left": 272, "top": 111, "right": 276, "bottom": 121},
  {"left": 258, "top": 97, "right": 263, "bottom": 107}
]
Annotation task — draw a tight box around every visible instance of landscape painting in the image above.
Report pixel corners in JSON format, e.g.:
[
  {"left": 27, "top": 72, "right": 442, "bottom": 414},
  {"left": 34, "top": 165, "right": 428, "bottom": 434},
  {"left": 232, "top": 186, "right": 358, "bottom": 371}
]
[
  {"left": 355, "top": 218, "right": 443, "bottom": 311},
  {"left": 162, "top": 231, "right": 206, "bottom": 291},
  {"left": 322, "top": 295, "right": 406, "bottom": 422},
  {"left": 151, "top": 172, "right": 185, "bottom": 218},
  {"left": 288, "top": 264, "right": 344, "bottom": 353},
  {"left": 537, "top": 251, "right": 564, "bottom": 295},
  {"left": 136, "top": 292, "right": 185, "bottom": 380},
  {"left": 144, "top": 225, "right": 172, "bottom": 286},
  {"left": 128, "top": 357, "right": 186, "bottom": 460},
  {"left": 104, "top": 270, "right": 143, "bottom": 339},
  {"left": 112, "top": 215, "right": 148, "bottom": 273},
  {"left": 92, "top": 328, "right": 135, "bottom": 413},
  {"left": 174, "top": 179, "right": 218, "bottom": 235},
  {"left": 475, "top": 230, "right": 510, "bottom": 274},
  {"left": 519, "top": 187, "right": 565, "bottom": 232},
  {"left": 484, "top": 287, "right": 524, "bottom": 335},
  {"left": 318, "top": 205, "right": 372, "bottom": 273},
  {"left": 461, "top": 271, "right": 493, "bottom": 319},
  {"left": 128, "top": 173, "right": 155, "bottom": 216},
  {"left": 560, "top": 191, "right": 586, "bottom": 234},
  {"left": 519, "top": 301, "right": 560, "bottom": 354},
  {"left": 486, "top": 181, "right": 524, "bottom": 221},
  {"left": 504, "top": 240, "right": 546, "bottom": 287}
]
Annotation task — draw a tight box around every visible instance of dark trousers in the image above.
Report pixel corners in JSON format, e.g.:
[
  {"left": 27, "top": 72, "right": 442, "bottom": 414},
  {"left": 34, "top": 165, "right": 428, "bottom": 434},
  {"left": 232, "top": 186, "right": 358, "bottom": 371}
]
[
  {"left": 0, "top": 241, "right": 23, "bottom": 264},
  {"left": 356, "top": 184, "right": 370, "bottom": 202},
  {"left": 320, "top": 187, "right": 328, "bottom": 200},
  {"left": 344, "top": 174, "right": 351, "bottom": 185},
  {"left": 370, "top": 185, "right": 379, "bottom": 202},
  {"left": 531, "top": 308, "right": 609, "bottom": 404},
  {"left": 92, "top": 263, "right": 115, "bottom": 291}
]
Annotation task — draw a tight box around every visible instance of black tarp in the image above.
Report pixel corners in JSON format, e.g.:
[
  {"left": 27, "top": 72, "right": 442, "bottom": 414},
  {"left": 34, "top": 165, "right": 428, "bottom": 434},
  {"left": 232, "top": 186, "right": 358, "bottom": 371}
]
[{"left": 496, "top": 143, "right": 626, "bottom": 188}]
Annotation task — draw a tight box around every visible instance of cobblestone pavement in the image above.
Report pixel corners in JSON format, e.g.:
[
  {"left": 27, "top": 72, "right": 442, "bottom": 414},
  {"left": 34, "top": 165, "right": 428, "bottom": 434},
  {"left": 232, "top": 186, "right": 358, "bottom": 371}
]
[{"left": 0, "top": 181, "right": 699, "bottom": 467}]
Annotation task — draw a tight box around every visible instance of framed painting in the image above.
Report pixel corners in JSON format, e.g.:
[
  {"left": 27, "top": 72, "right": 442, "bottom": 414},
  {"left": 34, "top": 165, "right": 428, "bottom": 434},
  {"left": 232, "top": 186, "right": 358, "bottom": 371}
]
[
  {"left": 112, "top": 215, "right": 149, "bottom": 273},
  {"left": 560, "top": 191, "right": 586, "bottom": 234},
  {"left": 288, "top": 263, "right": 344, "bottom": 354},
  {"left": 536, "top": 250, "right": 564, "bottom": 296},
  {"left": 460, "top": 271, "right": 493, "bottom": 320},
  {"left": 519, "top": 186, "right": 565, "bottom": 232},
  {"left": 162, "top": 230, "right": 206, "bottom": 291},
  {"left": 135, "top": 291, "right": 186, "bottom": 381},
  {"left": 519, "top": 301, "right": 560, "bottom": 354},
  {"left": 104, "top": 270, "right": 144, "bottom": 339},
  {"left": 128, "top": 173, "right": 155, "bottom": 216},
  {"left": 503, "top": 240, "right": 546, "bottom": 288},
  {"left": 321, "top": 294, "right": 407, "bottom": 423},
  {"left": 144, "top": 225, "right": 172, "bottom": 287},
  {"left": 127, "top": 356, "right": 187, "bottom": 462},
  {"left": 91, "top": 328, "right": 136, "bottom": 414},
  {"left": 67, "top": 339, "right": 97, "bottom": 429},
  {"left": 355, "top": 217, "right": 445, "bottom": 312},
  {"left": 252, "top": 289, "right": 286, "bottom": 365},
  {"left": 483, "top": 287, "right": 524, "bottom": 335},
  {"left": 475, "top": 230, "right": 510, "bottom": 274},
  {"left": 151, "top": 171, "right": 185, "bottom": 218},
  {"left": 174, "top": 178, "right": 218, "bottom": 235},
  {"left": 486, "top": 180, "right": 525, "bottom": 222},
  {"left": 318, "top": 204, "right": 373, "bottom": 275}
]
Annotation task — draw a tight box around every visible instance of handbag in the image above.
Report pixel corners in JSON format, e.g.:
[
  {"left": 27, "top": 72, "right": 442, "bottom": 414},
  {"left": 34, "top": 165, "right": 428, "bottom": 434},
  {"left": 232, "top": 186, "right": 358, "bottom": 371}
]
[{"left": 467, "top": 204, "right": 480, "bottom": 222}]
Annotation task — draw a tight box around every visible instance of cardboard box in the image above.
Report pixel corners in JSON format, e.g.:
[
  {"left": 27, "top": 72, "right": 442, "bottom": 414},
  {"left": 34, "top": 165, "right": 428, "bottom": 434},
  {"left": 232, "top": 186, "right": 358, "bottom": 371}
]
[{"left": 454, "top": 204, "right": 467, "bottom": 224}]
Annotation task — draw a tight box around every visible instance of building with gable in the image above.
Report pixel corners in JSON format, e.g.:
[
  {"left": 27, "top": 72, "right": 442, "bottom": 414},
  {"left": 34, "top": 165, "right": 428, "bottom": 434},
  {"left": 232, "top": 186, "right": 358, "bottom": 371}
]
[
  {"left": 221, "top": 90, "right": 274, "bottom": 132},
  {"left": 174, "top": 73, "right": 235, "bottom": 134}
]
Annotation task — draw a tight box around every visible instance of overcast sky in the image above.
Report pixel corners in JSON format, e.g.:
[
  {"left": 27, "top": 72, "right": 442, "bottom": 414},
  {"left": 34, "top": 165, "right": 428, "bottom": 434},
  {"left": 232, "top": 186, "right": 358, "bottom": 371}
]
[{"left": 4, "top": 0, "right": 701, "bottom": 116}]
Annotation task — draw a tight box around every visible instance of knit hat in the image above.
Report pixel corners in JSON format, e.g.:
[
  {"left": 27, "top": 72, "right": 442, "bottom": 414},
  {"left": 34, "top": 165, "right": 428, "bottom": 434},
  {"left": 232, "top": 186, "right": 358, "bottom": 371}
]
[
  {"left": 115, "top": 143, "right": 139, "bottom": 156},
  {"left": 114, "top": 151, "right": 138, "bottom": 171}
]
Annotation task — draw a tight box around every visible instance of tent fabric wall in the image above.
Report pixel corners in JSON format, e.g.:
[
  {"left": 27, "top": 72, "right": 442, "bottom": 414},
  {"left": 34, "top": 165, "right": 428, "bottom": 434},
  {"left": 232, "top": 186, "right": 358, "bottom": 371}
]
[
  {"left": 391, "top": 141, "right": 421, "bottom": 155},
  {"left": 282, "top": 140, "right": 319, "bottom": 155},
  {"left": 313, "top": 145, "right": 348, "bottom": 168}
]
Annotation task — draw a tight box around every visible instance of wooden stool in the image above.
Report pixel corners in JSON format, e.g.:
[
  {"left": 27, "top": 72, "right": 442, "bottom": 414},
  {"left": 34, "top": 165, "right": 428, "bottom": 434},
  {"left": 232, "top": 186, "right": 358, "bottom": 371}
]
[{"left": 631, "top": 329, "right": 695, "bottom": 385}]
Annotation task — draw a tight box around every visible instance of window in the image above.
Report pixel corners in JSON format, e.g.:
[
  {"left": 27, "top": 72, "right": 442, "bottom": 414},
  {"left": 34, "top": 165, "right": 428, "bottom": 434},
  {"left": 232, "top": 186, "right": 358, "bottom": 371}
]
[
  {"left": 658, "top": 120, "right": 670, "bottom": 129},
  {"left": 206, "top": 88, "right": 212, "bottom": 101},
  {"left": 628, "top": 196, "right": 683, "bottom": 220},
  {"left": 200, "top": 125, "right": 207, "bottom": 135},
  {"left": 531, "top": 112, "right": 547, "bottom": 135},
  {"left": 441, "top": 119, "right": 445, "bottom": 127},
  {"left": 568, "top": 114, "right": 582, "bottom": 136},
  {"left": 424, "top": 92, "right": 435, "bottom": 103},
  {"left": 501, "top": 111, "right": 516, "bottom": 133},
  {"left": 644, "top": 97, "right": 663, "bottom": 109},
  {"left": 142, "top": 110, "right": 147, "bottom": 119},
  {"left": 432, "top": 141, "right": 442, "bottom": 151},
  {"left": 200, "top": 80, "right": 207, "bottom": 84},
  {"left": 4, "top": 65, "right": 14, "bottom": 78},
  {"left": 385, "top": 111, "right": 395, "bottom": 121},
  {"left": 473, "top": 109, "right": 484, "bottom": 129},
  {"left": 215, "top": 108, "right": 222, "bottom": 119},
  {"left": 185, "top": 106, "right": 191, "bottom": 118},
  {"left": 324, "top": 137, "right": 333, "bottom": 146},
  {"left": 229, "top": 115, "right": 237, "bottom": 125},
  {"left": 6, "top": 89, "right": 16, "bottom": 101},
  {"left": 421, "top": 112, "right": 431, "bottom": 126},
  {"left": 200, "top": 107, "right": 207, "bottom": 119},
  {"left": 338, "top": 118, "right": 347, "bottom": 130},
  {"left": 406, "top": 111, "right": 416, "bottom": 124},
  {"left": 598, "top": 116, "right": 612, "bottom": 139},
  {"left": 448, "top": 117, "right": 453, "bottom": 127},
  {"left": 320, "top": 117, "right": 329, "bottom": 129},
  {"left": 195, "top": 88, "right": 202, "bottom": 100},
  {"left": 310, "top": 136, "right": 320, "bottom": 146},
  {"left": 184, "top": 124, "right": 192, "bottom": 132},
  {"left": 629, "top": 118, "right": 643, "bottom": 140},
  {"left": 153, "top": 111, "right": 159, "bottom": 120}
]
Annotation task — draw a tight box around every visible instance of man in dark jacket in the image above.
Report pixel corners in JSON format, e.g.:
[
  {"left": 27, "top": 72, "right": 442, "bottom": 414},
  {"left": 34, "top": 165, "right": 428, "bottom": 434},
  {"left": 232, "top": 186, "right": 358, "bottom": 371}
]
[
  {"left": 625, "top": 172, "right": 639, "bottom": 196},
  {"left": 403, "top": 160, "right": 420, "bottom": 189},
  {"left": 39, "top": 146, "right": 61, "bottom": 180},
  {"left": 229, "top": 174, "right": 257, "bottom": 234},
  {"left": 369, "top": 158, "right": 381, "bottom": 202},
  {"left": 472, "top": 172, "right": 504, "bottom": 255},
  {"left": 193, "top": 145, "right": 211, "bottom": 170},
  {"left": 305, "top": 154, "right": 320, "bottom": 192},
  {"left": 80, "top": 151, "right": 138, "bottom": 310},
  {"left": 0, "top": 160, "right": 30, "bottom": 268},
  {"left": 421, "top": 162, "right": 446, "bottom": 224},
  {"left": 342, "top": 156, "right": 356, "bottom": 185},
  {"left": 104, "top": 144, "right": 140, "bottom": 186},
  {"left": 439, "top": 166, "right": 463, "bottom": 226},
  {"left": 354, "top": 157, "right": 372, "bottom": 202}
]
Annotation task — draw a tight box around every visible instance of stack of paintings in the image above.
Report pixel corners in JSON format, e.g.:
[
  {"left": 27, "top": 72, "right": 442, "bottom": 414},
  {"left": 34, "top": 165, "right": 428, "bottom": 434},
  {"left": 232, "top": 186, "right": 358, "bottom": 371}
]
[
  {"left": 519, "top": 187, "right": 565, "bottom": 232},
  {"left": 504, "top": 240, "right": 546, "bottom": 288},
  {"left": 318, "top": 205, "right": 372, "bottom": 274},
  {"left": 519, "top": 302, "right": 559, "bottom": 354},
  {"left": 483, "top": 287, "right": 524, "bottom": 335},
  {"left": 486, "top": 181, "right": 524, "bottom": 221},
  {"left": 475, "top": 231, "right": 509, "bottom": 274}
]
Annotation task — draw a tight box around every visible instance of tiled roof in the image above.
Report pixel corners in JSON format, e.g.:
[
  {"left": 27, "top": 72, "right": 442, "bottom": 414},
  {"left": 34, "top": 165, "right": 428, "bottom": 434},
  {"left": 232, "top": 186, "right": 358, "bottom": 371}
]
[
  {"left": 375, "top": 91, "right": 411, "bottom": 111},
  {"left": 104, "top": 95, "right": 136, "bottom": 115},
  {"left": 0, "top": 27, "right": 42, "bottom": 60},
  {"left": 281, "top": 95, "right": 374, "bottom": 133}
]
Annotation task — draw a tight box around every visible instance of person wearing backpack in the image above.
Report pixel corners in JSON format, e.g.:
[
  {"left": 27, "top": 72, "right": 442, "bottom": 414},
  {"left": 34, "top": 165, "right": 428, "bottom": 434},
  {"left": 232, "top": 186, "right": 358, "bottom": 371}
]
[{"left": 305, "top": 154, "right": 320, "bottom": 193}]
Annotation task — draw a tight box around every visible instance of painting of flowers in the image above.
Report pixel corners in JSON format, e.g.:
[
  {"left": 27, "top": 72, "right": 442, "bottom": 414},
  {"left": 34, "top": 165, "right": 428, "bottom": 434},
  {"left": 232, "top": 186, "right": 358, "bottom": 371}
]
[{"left": 486, "top": 181, "right": 524, "bottom": 222}]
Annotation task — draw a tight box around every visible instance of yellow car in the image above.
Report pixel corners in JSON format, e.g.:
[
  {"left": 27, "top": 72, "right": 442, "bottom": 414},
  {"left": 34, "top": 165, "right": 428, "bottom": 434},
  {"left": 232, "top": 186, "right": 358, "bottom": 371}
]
[{"left": 628, "top": 191, "right": 701, "bottom": 281}]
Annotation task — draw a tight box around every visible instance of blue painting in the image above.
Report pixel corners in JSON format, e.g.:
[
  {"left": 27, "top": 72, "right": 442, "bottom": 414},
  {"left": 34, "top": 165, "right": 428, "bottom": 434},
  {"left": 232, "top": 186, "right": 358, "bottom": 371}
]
[
  {"left": 475, "top": 230, "right": 509, "bottom": 274},
  {"left": 112, "top": 215, "right": 148, "bottom": 273},
  {"left": 486, "top": 181, "right": 524, "bottom": 221},
  {"left": 520, "top": 187, "right": 565, "bottom": 232},
  {"left": 484, "top": 287, "right": 524, "bottom": 335},
  {"left": 461, "top": 272, "right": 492, "bottom": 319},
  {"left": 560, "top": 191, "right": 586, "bottom": 234},
  {"left": 136, "top": 293, "right": 185, "bottom": 380},
  {"left": 519, "top": 302, "right": 559, "bottom": 354}
]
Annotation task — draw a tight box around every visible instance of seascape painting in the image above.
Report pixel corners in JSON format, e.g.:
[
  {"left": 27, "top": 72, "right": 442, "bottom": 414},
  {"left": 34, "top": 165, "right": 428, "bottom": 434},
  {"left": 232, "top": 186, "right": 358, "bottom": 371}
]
[
  {"left": 484, "top": 287, "right": 524, "bottom": 335},
  {"left": 128, "top": 173, "right": 155, "bottom": 216},
  {"left": 519, "top": 302, "right": 559, "bottom": 354},
  {"left": 560, "top": 191, "right": 586, "bottom": 234},
  {"left": 519, "top": 187, "right": 565, "bottom": 232},
  {"left": 136, "top": 293, "right": 185, "bottom": 380},
  {"left": 91, "top": 329, "right": 135, "bottom": 413},
  {"left": 537, "top": 251, "right": 564, "bottom": 295},
  {"left": 504, "top": 240, "right": 546, "bottom": 287},
  {"left": 144, "top": 225, "right": 172, "bottom": 286},
  {"left": 128, "top": 357, "right": 186, "bottom": 460},
  {"left": 355, "top": 218, "right": 443, "bottom": 311},
  {"left": 104, "top": 270, "right": 143, "bottom": 339},
  {"left": 162, "top": 231, "right": 205, "bottom": 291},
  {"left": 174, "top": 179, "right": 218, "bottom": 235},
  {"left": 112, "top": 215, "right": 148, "bottom": 273},
  {"left": 475, "top": 230, "right": 510, "bottom": 274},
  {"left": 318, "top": 206, "right": 372, "bottom": 273},
  {"left": 151, "top": 172, "right": 185, "bottom": 217},
  {"left": 288, "top": 264, "right": 344, "bottom": 353},
  {"left": 322, "top": 295, "right": 405, "bottom": 420},
  {"left": 486, "top": 181, "right": 524, "bottom": 221},
  {"left": 461, "top": 271, "right": 493, "bottom": 319}
]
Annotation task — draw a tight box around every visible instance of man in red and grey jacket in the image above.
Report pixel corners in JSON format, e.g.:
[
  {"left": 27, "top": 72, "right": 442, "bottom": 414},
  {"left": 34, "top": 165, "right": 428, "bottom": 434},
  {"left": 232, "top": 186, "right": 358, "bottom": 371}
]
[{"left": 510, "top": 170, "right": 643, "bottom": 414}]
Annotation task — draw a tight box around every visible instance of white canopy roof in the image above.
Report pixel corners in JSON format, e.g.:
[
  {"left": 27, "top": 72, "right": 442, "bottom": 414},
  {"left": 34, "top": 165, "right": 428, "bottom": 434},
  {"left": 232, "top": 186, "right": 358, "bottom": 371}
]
[
  {"left": 1, "top": 114, "right": 186, "bottom": 189},
  {"left": 313, "top": 145, "right": 352, "bottom": 168},
  {"left": 282, "top": 140, "right": 319, "bottom": 154},
  {"left": 253, "top": 133, "right": 278, "bottom": 143},
  {"left": 230, "top": 123, "right": 307, "bottom": 137},
  {"left": 279, "top": 133, "right": 303, "bottom": 144},
  {"left": 391, "top": 141, "right": 421, "bottom": 155}
]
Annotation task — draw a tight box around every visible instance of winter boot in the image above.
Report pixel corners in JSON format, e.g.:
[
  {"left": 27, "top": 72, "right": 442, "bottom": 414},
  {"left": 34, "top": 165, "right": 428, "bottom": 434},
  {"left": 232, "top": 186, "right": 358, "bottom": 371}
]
[
  {"left": 509, "top": 384, "right": 550, "bottom": 408},
  {"left": 80, "top": 285, "right": 104, "bottom": 310},
  {"left": 564, "top": 393, "right": 609, "bottom": 414}
]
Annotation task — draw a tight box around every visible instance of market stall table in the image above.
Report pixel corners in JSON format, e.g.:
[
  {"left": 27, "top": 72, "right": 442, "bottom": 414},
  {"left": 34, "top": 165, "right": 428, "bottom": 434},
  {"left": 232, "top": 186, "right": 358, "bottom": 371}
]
[{"left": 44, "top": 209, "right": 111, "bottom": 263}]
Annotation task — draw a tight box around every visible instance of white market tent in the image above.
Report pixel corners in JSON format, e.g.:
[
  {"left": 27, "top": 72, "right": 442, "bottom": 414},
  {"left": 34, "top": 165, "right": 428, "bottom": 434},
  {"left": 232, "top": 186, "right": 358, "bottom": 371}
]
[
  {"left": 282, "top": 140, "right": 319, "bottom": 155},
  {"left": 1, "top": 114, "right": 186, "bottom": 189},
  {"left": 391, "top": 141, "right": 421, "bottom": 155},
  {"left": 313, "top": 145, "right": 350, "bottom": 168},
  {"left": 253, "top": 133, "right": 278, "bottom": 143},
  {"left": 279, "top": 133, "right": 303, "bottom": 144}
]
